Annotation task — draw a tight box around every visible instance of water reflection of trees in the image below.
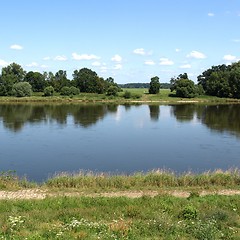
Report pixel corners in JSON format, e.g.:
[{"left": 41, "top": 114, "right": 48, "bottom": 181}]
[
  {"left": 0, "top": 104, "right": 118, "bottom": 132},
  {"left": 149, "top": 105, "right": 160, "bottom": 121},
  {"left": 171, "top": 104, "right": 240, "bottom": 137}
]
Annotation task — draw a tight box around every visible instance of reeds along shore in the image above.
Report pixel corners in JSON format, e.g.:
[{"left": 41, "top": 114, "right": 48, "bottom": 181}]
[{"left": 1, "top": 169, "right": 240, "bottom": 190}]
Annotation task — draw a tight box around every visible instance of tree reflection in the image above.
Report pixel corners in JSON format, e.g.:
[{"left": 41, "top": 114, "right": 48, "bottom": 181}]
[
  {"left": 0, "top": 104, "right": 118, "bottom": 132},
  {"left": 148, "top": 105, "right": 160, "bottom": 121},
  {"left": 201, "top": 105, "right": 240, "bottom": 137},
  {"left": 170, "top": 104, "right": 195, "bottom": 122},
  {"left": 171, "top": 104, "right": 240, "bottom": 137}
]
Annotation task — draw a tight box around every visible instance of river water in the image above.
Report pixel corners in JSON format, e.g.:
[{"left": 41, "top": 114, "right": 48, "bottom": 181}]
[{"left": 0, "top": 103, "right": 239, "bottom": 182}]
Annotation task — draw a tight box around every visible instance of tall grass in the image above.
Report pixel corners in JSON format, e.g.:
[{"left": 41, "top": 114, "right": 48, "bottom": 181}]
[{"left": 45, "top": 169, "right": 240, "bottom": 190}]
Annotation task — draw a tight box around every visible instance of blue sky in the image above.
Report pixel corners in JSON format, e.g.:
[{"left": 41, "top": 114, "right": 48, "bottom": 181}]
[{"left": 0, "top": 0, "right": 240, "bottom": 83}]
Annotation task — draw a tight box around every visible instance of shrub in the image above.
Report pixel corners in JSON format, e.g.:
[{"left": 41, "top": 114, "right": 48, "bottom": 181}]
[
  {"left": 123, "top": 91, "right": 132, "bottom": 99},
  {"left": 60, "top": 86, "right": 71, "bottom": 96},
  {"left": 70, "top": 86, "right": 80, "bottom": 95},
  {"left": 179, "top": 205, "right": 198, "bottom": 220},
  {"left": 44, "top": 86, "right": 54, "bottom": 96},
  {"left": 60, "top": 86, "right": 80, "bottom": 96},
  {"left": 12, "top": 82, "right": 32, "bottom": 97},
  {"left": 106, "top": 86, "right": 118, "bottom": 96}
]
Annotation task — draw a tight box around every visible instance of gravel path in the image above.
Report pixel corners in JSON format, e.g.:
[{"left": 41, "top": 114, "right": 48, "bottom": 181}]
[{"left": 0, "top": 189, "right": 240, "bottom": 200}]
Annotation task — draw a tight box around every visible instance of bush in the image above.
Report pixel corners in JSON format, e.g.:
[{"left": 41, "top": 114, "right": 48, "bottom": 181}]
[
  {"left": 12, "top": 82, "right": 32, "bottom": 97},
  {"left": 44, "top": 86, "right": 54, "bottom": 96},
  {"left": 70, "top": 86, "right": 80, "bottom": 95},
  {"left": 179, "top": 205, "right": 198, "bottom": 220},
  {"left": 106, "top": 86, "right": 118, "bottom": 96},
  {"left": 60, "top": 86, "right": 71, "bottom": 96},
  {"left": 123, "top": 91, "right": 131, "bottom": 99},
  {"left": 60, "top": 86, "right": 80, "bottom": 96}
]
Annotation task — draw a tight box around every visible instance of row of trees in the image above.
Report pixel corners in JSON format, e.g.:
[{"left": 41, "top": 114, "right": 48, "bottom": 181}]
[
  {"left": 0, "top": 63, "right": 120, "bottom": 97},
  {"left": 148, "top": 61, "right": 240, "bottom": 98},
  {"left": 1, "top": 61, "right": 240, "bottom": 99}
]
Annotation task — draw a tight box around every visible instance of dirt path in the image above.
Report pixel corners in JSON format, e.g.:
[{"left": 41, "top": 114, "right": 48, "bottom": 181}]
[{"left": 0, "top": 189, "right": 240, "bottom": 200}]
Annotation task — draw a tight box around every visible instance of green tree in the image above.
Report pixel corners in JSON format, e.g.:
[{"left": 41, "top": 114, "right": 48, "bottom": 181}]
[
  {"left": 24, "top": 71, "right": 46, "bottom": 92},
  {"left": 149, "top": 76, "right": 160, "bottom": 94},
  {"left": 0, "top": 63, "right": 26, "bottom": 95},
  {"left": 53, "top": 70, "right": 70, "bottom": 92},
  {"left": 72, "top": 68, "right": 105, "bottom": 93},
  {"left": 174, "top": 78, "right": 198, "bottom": 98},
  {"left": 12, "top": 82, "right": 32, "bottom": 97}
]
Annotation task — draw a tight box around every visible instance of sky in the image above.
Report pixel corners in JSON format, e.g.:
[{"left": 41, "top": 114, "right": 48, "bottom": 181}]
[{"left": 0, "top": 0, "right": 240, "bottom": 84}]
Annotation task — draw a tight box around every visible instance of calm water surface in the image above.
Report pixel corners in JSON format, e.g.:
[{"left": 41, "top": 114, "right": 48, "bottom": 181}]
[{"left": 0, "top": 103, "right": 240, "bottom": 182}]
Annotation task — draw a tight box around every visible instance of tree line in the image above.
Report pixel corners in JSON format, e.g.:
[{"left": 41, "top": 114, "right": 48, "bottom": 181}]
[
  {"left": 149, "top": 61, "right": 240, "bottom": 98},
  {"left": 0, "top": 63, "right": 121, "bottom": 97},
  {"left": 1, "top": 61, "right": 240, "bottom": 98}
]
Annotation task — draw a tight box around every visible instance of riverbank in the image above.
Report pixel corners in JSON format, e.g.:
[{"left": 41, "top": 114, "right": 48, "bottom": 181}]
[
  {"left": 0, "top": 89, "right": 240, "bottom": 104},
  {"left": 0, "top": 170, "right": 240, "bottom": 239}
]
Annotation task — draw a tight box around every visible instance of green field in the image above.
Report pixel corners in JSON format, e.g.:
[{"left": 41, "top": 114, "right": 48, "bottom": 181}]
[{"left": 0, "top": 88, "right": 239, "bottom": 104}]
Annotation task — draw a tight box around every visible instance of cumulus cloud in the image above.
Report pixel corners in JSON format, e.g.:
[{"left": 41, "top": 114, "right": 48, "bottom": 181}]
[
  {"left": 179, "top": 64, "right": 191, "bottom": 69},
  {"left": 10, "top": 44, "right": 23, "bottom": 50},
  {"left": 26, "top": 62, "right": 38, "bottom": 67},
  {"left": 187, "top": 51, "right": 206, "bottom": 59},
  {"left": 175, "top": 48, "right": 181, "bottom": 52},
  {"left": 223, "top": 54, "right": 237, "bottom": 61},
  {"left": 72, "top": 53, "right": 100, "bottom": 60},
  {"left": 54, "top": 55, "right": 67, "bottom": 61},
  {"left": 133, "top": 48, "right": 146, "bottom": 55},
  {"left": 113, "top": 64, "right": 122, "bottom": 70},
  {"left": 144, "top": 60, "right": 155, "bottom": 65},
  {"left": 92, "top": 61, "right": 101, "bottom": 66},
  {"left": 43, "top": 56, "right": 51, "bottom": 60},
  {"left": 111, "top": 54, "right": 122, "bottom": 62},
  {"left": 208, "top": 13, "right": 215, "bottom": 17},
  {"left": 100, "top": 66, "right": 108, "bottom": 73},
  {"left": 159, "top": 58, "right": 174, "bottom": 66},
  {"left": 0, "top": 59, "right": 8, "bottom": 67}
]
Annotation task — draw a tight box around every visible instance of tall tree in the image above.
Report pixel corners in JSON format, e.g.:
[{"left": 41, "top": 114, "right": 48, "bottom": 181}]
[
  {"left": 0, "top": 63, "right": 26, "bottom": 95},
  {"left": 24, "top": 71, "right": 46, "bottom": 92},
  {"left": 149, "top": 76, "right": 160, "bottom": 94},
  {"left": 73, "top": 68, "right": 105, "bottom": 93}
]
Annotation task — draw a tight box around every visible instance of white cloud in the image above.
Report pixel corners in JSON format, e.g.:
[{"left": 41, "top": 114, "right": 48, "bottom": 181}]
[
  {"left": 111, "top": 54, "right": 122, "bottom": 62},
  {"left": 100, "top": 66, "right": 108, "bottom": 73},
  {"left": 208, "top": 13, "right": 215, "bottom": 17},
  {"left": 72, "top": 53, "right": 100, "bottom": 60},
  {"left": 133, "top": 48, "right": 146, "bottom": 55},
  {"left": 92, "top": 61, "right": 101, "bottom": 66},
  {"left": 0, "top": 59, "right": 8, "bottom": 67},
  {"left": 159, "top": 58, "right": 174, "bottom": 66},
  {"left": 10, "top": 44, "right": 23, "bottom": 50},
  {"left": 175, "top": 48, "right": 181, "bottom": 52},
  {"left": 144, "top": 60, "right": 155, "bottom": 65},
  {"left": 113, "top": 64, "right": 122, "bottom": 70},
  {"left": 26, "top": 62, "right": 38, "bottom": 67},
  {"left": 54, "top": 55, "right": 67, "bottom": 61},
  {"left": 179, "top": 64, "right": 191, "bottom": 69},
  {"left": 223, "top": 54, "right": 237, "bottom": 61},
  {"left": 43, "top": 56, "right": 51, "bottom": 60},
  {"left": 40, "top": 65, "right": 48, "bottom": 68},
  {"left": 187, "top": 51, "right": 206, "bottom": 59}
]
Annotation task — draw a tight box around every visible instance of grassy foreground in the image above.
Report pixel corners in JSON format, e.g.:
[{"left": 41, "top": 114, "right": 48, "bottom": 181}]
[{"left": 0, "top": 170, "right": 240, "bottom": 239}]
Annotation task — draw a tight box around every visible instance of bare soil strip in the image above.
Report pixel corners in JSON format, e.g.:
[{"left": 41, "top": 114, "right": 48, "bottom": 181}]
[{"left": 0, "top": 189, "right": 240, "bottom": 200}]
